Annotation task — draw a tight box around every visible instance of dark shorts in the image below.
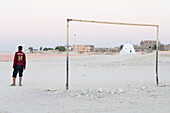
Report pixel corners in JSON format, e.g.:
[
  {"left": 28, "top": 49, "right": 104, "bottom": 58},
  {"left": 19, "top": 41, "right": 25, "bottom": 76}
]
[{"left": 13, "top": 65, "right": 24, "bottom": 78}]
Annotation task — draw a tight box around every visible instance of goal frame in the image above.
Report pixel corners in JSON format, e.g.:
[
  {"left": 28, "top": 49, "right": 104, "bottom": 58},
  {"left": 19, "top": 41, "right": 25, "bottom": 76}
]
[{"left": 66, "top": 18, "right": 159, "bottom": 90}]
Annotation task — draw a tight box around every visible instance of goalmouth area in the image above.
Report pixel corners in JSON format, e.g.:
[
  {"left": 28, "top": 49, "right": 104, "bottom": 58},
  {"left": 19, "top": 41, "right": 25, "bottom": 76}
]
[{"left": 66, "top": 18, "right": 159, "bottom": 90}]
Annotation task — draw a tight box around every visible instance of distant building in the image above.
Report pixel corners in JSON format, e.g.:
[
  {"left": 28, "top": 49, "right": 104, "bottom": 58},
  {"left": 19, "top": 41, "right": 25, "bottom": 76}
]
[
  {"left": 134, "top": 45, "right": 152, "bottom": 53},
  {"left": 73, "top": 45, "right": 94, "bottom": 52},
  {"left": 138, "top": 40, "right": 162, "bottom": 53},
  {"left": 112, "top": 47, "right": 120, "bottom": 52},
  {"left": 140, "top": 40, "right": 161, "bottom": 50},
  {"left": 94, "top": 48, "right": 109, "bottom": 53},
  {"left": 140, "top": 40, "right": 156, "bottom": 46},
  {"left": 160, "top": 44, "right": 164, "bottom": 51},
  {"left": 164, "top": 44, "right": 170, "bottom": 51},
  {"left": 94, "top": 46, "right": 123, "bottom": 53}
]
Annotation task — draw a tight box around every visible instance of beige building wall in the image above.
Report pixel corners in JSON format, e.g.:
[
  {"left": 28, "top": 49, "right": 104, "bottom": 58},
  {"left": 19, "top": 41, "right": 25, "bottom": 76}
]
[{"left": 73, "top": 45, "right": 94, "bottom": 52}]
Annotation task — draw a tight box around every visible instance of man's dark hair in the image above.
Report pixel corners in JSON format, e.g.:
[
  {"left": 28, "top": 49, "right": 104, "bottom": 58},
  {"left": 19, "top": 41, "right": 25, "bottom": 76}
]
[{"left": 18, "top": 46, "right": 23, "bottom": 51}]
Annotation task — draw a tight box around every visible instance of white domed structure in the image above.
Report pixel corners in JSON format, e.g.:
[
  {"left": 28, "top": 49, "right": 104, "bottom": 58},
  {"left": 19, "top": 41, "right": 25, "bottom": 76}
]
[{"left": 120, "top": 43, "right": 136, "bottom": 54}]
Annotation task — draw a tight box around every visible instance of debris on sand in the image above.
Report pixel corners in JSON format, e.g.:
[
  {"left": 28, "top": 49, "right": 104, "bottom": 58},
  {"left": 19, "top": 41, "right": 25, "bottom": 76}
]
[
  {"left": 141, "top": 86, "right": 147, "bottom": 90},
  {"left": 46, "top": 89, "right": 56, "bottom": 92}
]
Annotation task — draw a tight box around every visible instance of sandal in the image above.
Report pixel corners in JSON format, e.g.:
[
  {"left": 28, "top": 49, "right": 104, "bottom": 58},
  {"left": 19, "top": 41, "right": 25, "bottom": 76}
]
[{"left": 10, "top": 84, "right": 16, "bottom": 86}]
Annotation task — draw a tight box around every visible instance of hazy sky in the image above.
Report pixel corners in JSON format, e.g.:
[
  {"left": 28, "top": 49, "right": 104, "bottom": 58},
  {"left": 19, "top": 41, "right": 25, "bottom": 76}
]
[{"left": 0, "top": 0, "right": 170, "bottom": 51}]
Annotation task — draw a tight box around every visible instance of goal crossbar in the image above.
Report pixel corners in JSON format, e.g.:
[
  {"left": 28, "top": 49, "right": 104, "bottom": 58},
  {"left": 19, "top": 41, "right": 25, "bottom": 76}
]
[
  {"left": 66, "top": 18, "right": 159, "bottom": 90},
  {"left": 68, "top": 19, "right": 158, "bottom": 27}
]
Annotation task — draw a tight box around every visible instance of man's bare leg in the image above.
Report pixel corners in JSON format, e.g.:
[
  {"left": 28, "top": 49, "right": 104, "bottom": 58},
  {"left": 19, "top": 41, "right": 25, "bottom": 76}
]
[
  {"left": 13, "top": 77, "right": 16, "bottom": 85},
  {"left": 19, "top": 77, "right": 22, "bottom": 86}
]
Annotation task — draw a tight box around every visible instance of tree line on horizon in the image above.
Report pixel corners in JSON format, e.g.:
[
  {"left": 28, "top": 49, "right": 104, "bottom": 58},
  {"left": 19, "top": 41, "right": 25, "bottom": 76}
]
[{"left": 28, "top": 46, "right": 66, "bottom": 52}]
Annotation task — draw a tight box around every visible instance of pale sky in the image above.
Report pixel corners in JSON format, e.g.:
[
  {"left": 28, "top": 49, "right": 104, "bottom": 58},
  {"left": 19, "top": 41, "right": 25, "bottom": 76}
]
[{"left": 0, "top": 0, "right": 170, "bottom": 51}]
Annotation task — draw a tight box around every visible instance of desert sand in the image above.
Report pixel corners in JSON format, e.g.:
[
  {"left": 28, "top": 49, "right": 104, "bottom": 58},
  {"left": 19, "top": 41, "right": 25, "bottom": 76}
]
[{"left": 0, "top": 53, "right": 170, "bottom": 113}]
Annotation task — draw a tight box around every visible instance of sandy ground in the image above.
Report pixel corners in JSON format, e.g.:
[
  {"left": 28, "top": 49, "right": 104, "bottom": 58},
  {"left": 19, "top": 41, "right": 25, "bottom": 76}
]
[{"left": 0, "top": 53, "right": 170, "bottom": 113}]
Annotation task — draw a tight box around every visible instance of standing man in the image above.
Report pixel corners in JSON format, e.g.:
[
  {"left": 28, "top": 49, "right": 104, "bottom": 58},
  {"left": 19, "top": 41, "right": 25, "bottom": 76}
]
[{"left": 11, "top": 46, "right": 26, "bottom": 86}]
